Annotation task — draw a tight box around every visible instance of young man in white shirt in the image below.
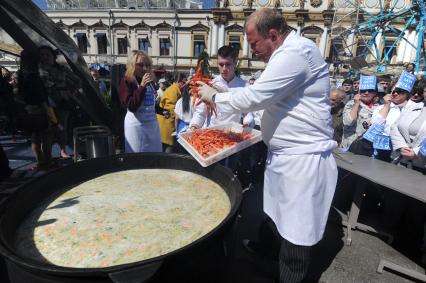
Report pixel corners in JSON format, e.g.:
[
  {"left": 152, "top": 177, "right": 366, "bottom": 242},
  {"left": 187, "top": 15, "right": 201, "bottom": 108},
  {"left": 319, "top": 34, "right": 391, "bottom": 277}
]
[{"left": 189, "top": 45, "right": 252, "bottom": 129}]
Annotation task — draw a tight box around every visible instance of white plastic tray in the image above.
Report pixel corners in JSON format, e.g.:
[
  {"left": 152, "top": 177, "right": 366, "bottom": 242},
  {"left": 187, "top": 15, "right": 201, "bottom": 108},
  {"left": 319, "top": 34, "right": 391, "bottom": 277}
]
[{"left": 178, "top": 122, "right": 262, "bottom": 167}]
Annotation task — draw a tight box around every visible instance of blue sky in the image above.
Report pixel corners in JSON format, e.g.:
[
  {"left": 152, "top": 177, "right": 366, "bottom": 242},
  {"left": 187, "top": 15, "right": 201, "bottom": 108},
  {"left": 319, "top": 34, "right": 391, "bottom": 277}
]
[{"left": 33, "top": 0, "right": 47, "bottom": 9}]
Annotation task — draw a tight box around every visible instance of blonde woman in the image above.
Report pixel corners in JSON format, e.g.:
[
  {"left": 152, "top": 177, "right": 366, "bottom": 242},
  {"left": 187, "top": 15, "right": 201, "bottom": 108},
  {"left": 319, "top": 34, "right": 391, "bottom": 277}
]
[{"left": 119, "top": 50, "right": 162, "bottom": 153}]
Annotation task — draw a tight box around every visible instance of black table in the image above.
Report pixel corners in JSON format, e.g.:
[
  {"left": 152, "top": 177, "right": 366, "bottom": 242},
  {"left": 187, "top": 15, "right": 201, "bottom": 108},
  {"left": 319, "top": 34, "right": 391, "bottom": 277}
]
[{"left": 333, "top": 151, "right": 426, "bottom": 281}]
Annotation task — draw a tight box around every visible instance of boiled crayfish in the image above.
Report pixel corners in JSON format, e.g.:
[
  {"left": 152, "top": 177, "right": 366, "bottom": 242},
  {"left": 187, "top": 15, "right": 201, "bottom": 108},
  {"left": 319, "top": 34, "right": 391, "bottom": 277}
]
[
  {"left": 188, "top": 51, "right": 216, "bottom": 115},
  {"left": 185, "top": 128, "right": 252, "bottom": 158}
]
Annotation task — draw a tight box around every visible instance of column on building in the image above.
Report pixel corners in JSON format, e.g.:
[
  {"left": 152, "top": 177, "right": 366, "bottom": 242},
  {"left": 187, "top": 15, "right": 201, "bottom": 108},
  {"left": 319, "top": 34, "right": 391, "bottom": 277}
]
[
  {"left": 345, "top": 30, "right": 355, "bottom": 56},
  {"left": 131, "top": 29, "right": 138, "bottom": 52},
  {"left": 403, "top": 29, "right": 416, "bottom": 63},
  {"left": 211, "top": 22, "right": 218, "bottom": 56},
  {"left": 151, "top": 32, "right": 159, "bottom": 58},
  {"left": 69, "top": 29, "right": 76, "bottom": 45},
  {"left": 218, "top": 23, "right": 225, "bottom": 50},
  {"left": 88, "top": 29, "right": 96, "bottom": 55},
  {"left": 410, "top": 30, "right": 419, "bottom": 63},
  {"left": 371, "top": 30, "right": 382, "bottom": 62},
  {"left": 242, "top": 32, "right": 249, "bottom": 57},
  {"left": 319, "top": 27, "right": 328, "bottom": 57},
  {"left": 396, "top": 30, "right": 408, "bottom": 63},
  {"left": 107, "top": 28, "right": 113, "bottom": 58}
]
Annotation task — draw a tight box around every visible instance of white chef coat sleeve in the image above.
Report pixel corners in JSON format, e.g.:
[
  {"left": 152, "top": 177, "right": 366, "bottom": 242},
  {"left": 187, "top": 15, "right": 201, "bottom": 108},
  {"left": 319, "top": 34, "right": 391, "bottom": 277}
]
[
  {"left": 214, "top": 50, "right": 308, "bottom": 113},
  {"left": 189, "top": 101, "right": 207, "bottom": 128}
]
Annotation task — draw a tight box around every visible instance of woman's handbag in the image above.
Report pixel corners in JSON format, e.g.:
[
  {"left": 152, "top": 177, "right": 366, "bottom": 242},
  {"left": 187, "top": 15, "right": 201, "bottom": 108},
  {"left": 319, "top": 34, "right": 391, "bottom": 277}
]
[{"left": 348, "top": 136, "right": 373, "bottom": 156}]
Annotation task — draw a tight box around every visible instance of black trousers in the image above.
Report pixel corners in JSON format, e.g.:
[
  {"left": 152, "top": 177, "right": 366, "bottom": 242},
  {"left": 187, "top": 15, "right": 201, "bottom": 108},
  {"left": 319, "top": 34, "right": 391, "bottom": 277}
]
[
  {"left": 0, "top": 145, "right": 12, "bottom": 179},
  {"left": 279, "top": 237, "right": 312, "bottom": 283},
  {"left": 258, "top": 217, "right": 313, "bottom": 283}
]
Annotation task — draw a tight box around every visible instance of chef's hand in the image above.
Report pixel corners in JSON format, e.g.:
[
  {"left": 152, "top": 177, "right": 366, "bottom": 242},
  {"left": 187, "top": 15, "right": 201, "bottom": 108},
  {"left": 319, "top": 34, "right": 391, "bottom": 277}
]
[
  {"left": 140, "top": 73, "right": 152, "bottom": 87},
  {"left": 400, "top": 147, "right": 416, "bottom": 160},
  {"left": 211, "top": 83, "right": 228, "bottom": 93},
  {"left": 197, "top": 81, "right": 217, "bottom": 103}
]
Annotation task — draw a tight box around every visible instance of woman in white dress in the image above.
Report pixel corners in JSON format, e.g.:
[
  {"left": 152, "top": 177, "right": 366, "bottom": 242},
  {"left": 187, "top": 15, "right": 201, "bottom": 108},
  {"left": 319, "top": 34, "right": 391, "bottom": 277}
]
[{"left": 119, "top": 51, "right": 162, "bottom": 153}]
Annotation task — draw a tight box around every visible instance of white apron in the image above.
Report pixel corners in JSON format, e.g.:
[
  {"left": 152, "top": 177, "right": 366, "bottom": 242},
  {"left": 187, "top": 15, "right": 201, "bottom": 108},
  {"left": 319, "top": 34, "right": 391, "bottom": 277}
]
[
  {"left": 124, "top": 87, "right": 162, "bottom": 153},
  {"left": 263, "top": 150, "right": 337, "bottom": 246}
]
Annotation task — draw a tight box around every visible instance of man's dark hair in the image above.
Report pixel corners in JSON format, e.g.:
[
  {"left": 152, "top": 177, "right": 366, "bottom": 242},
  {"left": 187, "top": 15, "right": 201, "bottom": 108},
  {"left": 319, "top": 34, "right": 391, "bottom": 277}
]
[
  {"left": 164, "top": 72, "right": 174, "bottom": 83},
  {"left": 378, "top": 75, "right": 391, "bottom": 82},
  {"left": 176, "top": 72, "right": 187, "bottom": 83},
  {"left": 353, "top": 76, "right": 360, "bottom": 82},
  {"left": 245, "top": 8, "right": 289, "bottom": 37},
  {"left": 218, "top": 45, "right": 237, "bottom": 60},
  {"left": 414, "top": 78, "right": 426, "bottom": 95},
  {"left": 342, "top": 79, "right": 353, "bottom": 85}
]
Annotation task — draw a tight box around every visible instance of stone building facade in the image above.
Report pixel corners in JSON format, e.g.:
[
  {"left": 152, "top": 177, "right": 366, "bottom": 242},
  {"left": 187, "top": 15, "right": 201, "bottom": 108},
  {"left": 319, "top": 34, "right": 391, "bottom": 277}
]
[{"left": 1, "top": 0, "right": 421, "bottom": 76}]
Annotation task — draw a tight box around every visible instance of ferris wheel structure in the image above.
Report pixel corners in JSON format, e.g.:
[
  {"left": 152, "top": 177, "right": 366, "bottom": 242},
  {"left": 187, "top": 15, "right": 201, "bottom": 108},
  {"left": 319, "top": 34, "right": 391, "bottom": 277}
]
[{"left": 330, "top": 0, "right": 426, "bottom": 74}]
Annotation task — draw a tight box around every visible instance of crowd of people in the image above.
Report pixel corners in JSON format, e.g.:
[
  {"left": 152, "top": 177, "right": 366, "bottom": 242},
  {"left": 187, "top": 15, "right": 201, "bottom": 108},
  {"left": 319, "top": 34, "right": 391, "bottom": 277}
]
[
  {"left": 330, "top": 70, "right": 426, "bottom": 173},
  {"left": 1, "top": 7, "right": 426, "bottom": 283},
  {"left": 0, "top": 45, "right": 84, "bottom": 172},
  {"left": 118, "top": 45, "right": 265, "bottom": 176}
]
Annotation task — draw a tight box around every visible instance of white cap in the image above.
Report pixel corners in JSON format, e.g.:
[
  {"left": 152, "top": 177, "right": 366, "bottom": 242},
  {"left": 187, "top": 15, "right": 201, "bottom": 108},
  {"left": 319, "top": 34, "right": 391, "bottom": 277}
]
[{"left": 158, "top": 78, "right": 166, "bottom": 83}]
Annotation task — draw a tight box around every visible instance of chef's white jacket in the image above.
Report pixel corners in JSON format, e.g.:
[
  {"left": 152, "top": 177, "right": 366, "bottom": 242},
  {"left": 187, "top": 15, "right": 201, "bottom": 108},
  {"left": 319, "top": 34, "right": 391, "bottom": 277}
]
[
  {"left": 190, "top": 75, "right": 251, "bottom": 127},
  {"left": 215, "top": 31, "right": 338, "bottom": 246}
]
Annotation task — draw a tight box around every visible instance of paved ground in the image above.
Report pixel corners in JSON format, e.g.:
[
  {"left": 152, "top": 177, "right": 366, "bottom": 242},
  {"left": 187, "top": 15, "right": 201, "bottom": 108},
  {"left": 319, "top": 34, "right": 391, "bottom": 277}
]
[{"left": 0, "top": 133, "right": 425, "bottom": 282}]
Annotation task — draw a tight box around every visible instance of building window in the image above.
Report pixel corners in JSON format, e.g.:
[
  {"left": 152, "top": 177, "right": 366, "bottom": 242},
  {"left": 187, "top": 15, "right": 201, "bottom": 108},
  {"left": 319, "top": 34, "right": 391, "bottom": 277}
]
[
  {"left": 329, "top": 38, "right": 344, "bottom": 61},
  {"left": 383, "top": 39, "right": 396, "bottom": 61},
  {"left": 159, "top": 38, "right": 171, "bottom": 56},
  {"left": 117, "top": 37, "right": 128, "bottom": 55},
  {"left": 193, "top": 34, "right": 205, "bottom": 57},
  {"left": 301, "top": 29, "right": 321, "bottom": 46},
  {"left": 356, "top": 40, "right": 368, "bottom": 57},
  {"left": 228, "top": 35, "right": 241, "bottom": 53},
  {"left": 75, "top": 33, "right": 88, "bottom": 54},
  {"left": 138, "top": 37, "right": 150, "bottom": 53},
  {"left": 96, "top": 33, "right": 107, "bottom": 54}
]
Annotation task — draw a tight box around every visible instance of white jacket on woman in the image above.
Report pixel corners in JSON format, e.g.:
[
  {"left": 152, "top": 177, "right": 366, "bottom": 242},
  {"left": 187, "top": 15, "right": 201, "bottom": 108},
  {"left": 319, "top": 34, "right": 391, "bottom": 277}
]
[{"left": 390, "top": 103, "right": 426, "bottom": 169}]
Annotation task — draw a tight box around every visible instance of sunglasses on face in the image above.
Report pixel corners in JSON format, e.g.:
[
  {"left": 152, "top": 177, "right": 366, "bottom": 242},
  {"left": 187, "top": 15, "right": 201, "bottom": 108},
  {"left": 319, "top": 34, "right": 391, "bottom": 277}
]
[{"left": 391, "top": 90, "right": 408, "bottom": 96}]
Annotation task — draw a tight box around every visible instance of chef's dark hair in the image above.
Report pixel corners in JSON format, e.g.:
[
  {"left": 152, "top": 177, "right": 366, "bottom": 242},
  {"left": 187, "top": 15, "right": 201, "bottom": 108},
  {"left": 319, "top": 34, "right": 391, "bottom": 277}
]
[
  {"left": 218, "top": 45, "right": 237, "bottom": 60},
  {"left": 245, "top": 8, "right": 289, "bottom": 37}
]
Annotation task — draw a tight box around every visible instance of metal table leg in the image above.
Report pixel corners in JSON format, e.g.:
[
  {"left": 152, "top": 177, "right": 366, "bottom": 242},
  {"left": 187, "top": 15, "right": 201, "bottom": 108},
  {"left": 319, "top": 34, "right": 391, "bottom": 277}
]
[
  {"left": 377, "top": 259, "right": 426, "bottom": 282},
  {"left": 346, "top": 178, "right": 366, "bottom": 245}
]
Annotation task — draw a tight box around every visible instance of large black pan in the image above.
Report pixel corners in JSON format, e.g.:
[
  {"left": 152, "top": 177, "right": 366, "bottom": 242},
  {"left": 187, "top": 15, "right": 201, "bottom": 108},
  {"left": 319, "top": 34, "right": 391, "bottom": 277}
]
[{"left": 0, "top": 153, "right": 242, "bottom": 283}]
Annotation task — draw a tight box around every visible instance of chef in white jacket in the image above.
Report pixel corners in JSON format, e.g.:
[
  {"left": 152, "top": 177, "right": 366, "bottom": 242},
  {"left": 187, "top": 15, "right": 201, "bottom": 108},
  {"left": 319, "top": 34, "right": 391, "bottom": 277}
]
[
  {"left": 189, "top": 45, "right": 252, "bottom": 129},
  {"left": 197, "top": 9, "right": 337, "bottom": 283}
]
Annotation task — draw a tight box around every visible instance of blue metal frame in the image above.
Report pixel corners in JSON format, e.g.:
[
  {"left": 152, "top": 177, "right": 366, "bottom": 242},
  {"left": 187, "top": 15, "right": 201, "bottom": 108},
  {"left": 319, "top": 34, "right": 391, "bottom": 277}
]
[{"left": 335, "top": 0, "right": 426, "bottom": 73}]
